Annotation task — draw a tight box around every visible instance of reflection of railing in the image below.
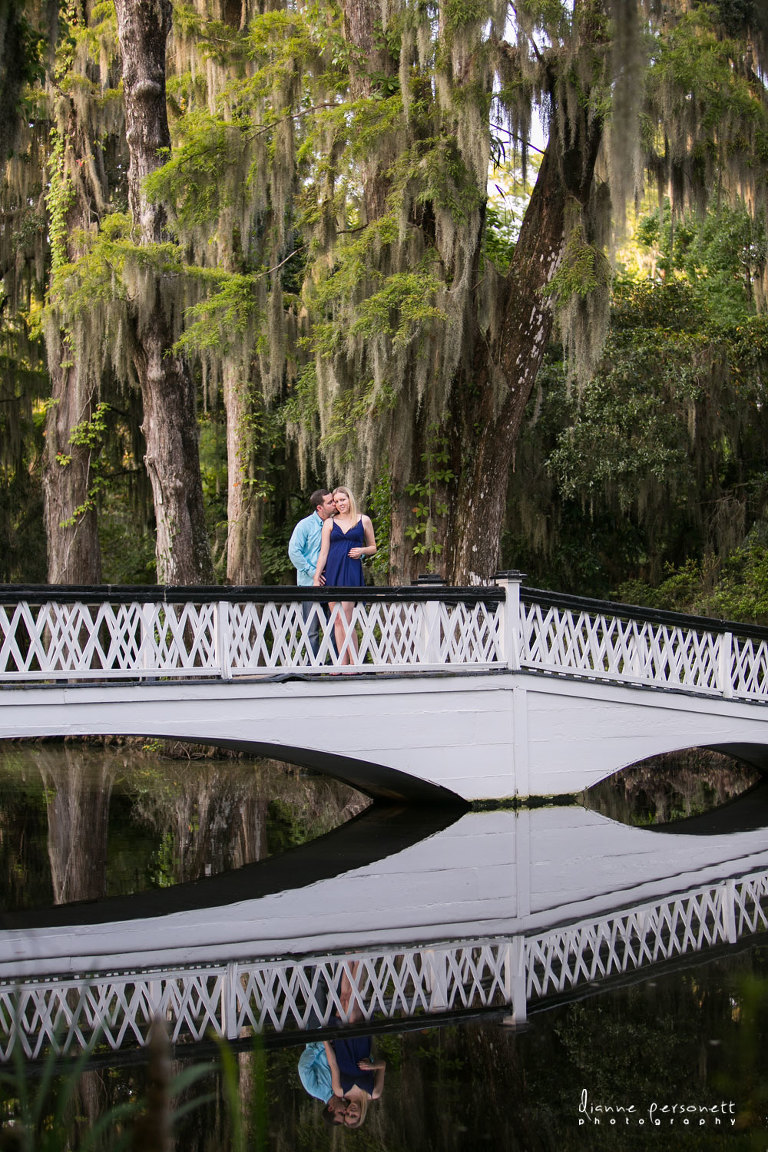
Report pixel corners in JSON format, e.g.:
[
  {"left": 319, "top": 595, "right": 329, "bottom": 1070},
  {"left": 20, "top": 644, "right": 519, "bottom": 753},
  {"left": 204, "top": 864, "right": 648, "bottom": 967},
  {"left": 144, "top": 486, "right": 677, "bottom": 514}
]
[
  {"left": 525, "top": 870, "right": 768, "bottom": 1007},
  {"left": 2, "top": 578, "right": 768, "bottom": 699},
  {"left": 3, "top": 868, "right": 768, "bottom": 1060}
]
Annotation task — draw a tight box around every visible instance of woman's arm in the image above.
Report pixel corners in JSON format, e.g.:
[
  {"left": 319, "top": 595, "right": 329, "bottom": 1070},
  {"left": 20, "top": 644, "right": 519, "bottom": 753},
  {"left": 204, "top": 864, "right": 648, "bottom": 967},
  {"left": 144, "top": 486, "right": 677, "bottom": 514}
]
[
  {"left": 357, "top": 1056, "right": 386, "bottom": 1098},
  {"left": 324, "top": 1041, "right": 344, "bottom": 1097},
  {"left": 348, "top": 516, "right": 377, "bottom": 561},
  {"left": 313, "top": 520, "right": 333, "bottom": 585},
  {"left": 372, "top": 1060, "right": 386, "bottom": 1099}
]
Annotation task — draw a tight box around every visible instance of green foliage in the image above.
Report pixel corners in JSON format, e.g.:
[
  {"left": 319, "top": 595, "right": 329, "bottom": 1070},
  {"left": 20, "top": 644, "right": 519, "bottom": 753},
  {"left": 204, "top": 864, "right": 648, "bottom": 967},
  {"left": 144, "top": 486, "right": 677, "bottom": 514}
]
[
  {"left": 404, "top": 424, "right": 455, "bottom": 568},
  {"left": 504, "top": 198, "right": 768, "bottom": 601},
  {"left": 634, "top": 201, "right": 766, "bottom": 324},
  {"left": 0, "top": 1037, "right": 138, "bottom": 1151},
  {"left": 545, "top": 204, "right": 612, "bottom": 305},
  {"left": 58, "top": 403, "right": 115, "bottom": 529},
  {"left": 616, "top": 529, "right": 768, "bottom": 624},
  {"left": 350, "top": 270, "right": 446, "bottom": 347},
  {"left": 45, "top": 131, "right": 75, "bottom": 273},
  {"left": 144, "top": 112, "right": 249, "bottom": 231},
  {"left": 368, "top": 471, "right": 392, "bottom": 582},
  {"left": 175, "top": 274, "right": 263, "bottom": 357}
]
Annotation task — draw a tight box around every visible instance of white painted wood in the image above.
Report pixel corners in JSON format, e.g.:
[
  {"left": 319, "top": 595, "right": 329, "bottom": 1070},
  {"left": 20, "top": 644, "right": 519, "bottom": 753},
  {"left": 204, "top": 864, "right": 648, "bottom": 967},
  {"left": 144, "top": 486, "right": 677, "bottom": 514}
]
[
  {"left": 2, "top": 582, "right": 768, "bottom": 704},
  {"left": 1, "top": 669, "right": 768, "bottom": 800},
  {"left": 2, "top": 808, "right": 768, "bottom": 1058}
]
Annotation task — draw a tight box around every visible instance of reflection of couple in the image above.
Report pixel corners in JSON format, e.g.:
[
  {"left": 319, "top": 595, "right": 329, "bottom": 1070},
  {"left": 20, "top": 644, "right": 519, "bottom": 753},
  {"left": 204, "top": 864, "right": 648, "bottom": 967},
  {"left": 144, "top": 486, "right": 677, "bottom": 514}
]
[
  {"left": 288, "top": 487, "right": 377, "bottom": 665},
  {"left": 297, "top": 963, "right": 386, "bottom": 1129},
  {"left": 323, "top": 1035, "right": 386, "bottom": 1128},
  {"left": 298, "top": 1036, "right": 385, "bottom": 1129}
]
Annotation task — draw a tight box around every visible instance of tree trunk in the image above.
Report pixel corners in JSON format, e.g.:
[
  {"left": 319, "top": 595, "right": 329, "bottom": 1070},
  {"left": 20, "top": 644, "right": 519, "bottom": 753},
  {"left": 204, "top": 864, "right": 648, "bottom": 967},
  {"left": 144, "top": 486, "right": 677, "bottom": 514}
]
[
  {"left": 40, "top": 745, "right": 113, "bottom": 904},
  {"left": 42, "top": 71, "right": 103, "bottom": 584},
  {"left": 114, "top": 0, "right": 213, "bottom": 585},
  {"left": 446, "top": 89, "right": 605, "bottom": 583},
  {"left": 42, "top": 352, "right": 101, "bottom": 583},
  {"left": 225, "top": 363, "right": 264, "bottom": 584}
]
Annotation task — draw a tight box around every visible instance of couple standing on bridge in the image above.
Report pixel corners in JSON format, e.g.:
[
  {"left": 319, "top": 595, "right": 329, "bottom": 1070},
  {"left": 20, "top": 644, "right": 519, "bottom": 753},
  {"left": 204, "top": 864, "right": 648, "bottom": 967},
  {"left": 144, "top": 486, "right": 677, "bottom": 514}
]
[{"left": 288, "top": 487, "right": 377, "bottom": 666}]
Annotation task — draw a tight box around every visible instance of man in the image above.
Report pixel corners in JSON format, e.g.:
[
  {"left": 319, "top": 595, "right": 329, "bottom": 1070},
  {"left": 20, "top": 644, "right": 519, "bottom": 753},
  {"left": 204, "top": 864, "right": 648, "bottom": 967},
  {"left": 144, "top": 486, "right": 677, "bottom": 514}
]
[
  {"left": 298, "top": 1041, "right": 349, "bottom": 1125},
  {"left": 288, "top": 489, "right": 336, "bottom": 655}
]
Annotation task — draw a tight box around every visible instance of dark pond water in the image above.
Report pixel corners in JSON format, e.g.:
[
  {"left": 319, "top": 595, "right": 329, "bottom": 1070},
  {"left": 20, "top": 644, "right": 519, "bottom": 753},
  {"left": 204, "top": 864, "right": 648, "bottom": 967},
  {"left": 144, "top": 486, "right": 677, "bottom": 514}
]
[{"left": 1, "top": 740, "right": 767, "bottom": 1151}]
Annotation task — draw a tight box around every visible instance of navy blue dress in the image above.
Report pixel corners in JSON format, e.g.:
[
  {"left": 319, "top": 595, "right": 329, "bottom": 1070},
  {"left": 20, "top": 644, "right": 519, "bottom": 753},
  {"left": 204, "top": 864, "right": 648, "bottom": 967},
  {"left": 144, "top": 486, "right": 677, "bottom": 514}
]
[
  {"left": 333, "top": 1035, "right": 375, "bottom": 1096},
  {"left": 324, "top": 517, "right": 366, "bottom": 587}
]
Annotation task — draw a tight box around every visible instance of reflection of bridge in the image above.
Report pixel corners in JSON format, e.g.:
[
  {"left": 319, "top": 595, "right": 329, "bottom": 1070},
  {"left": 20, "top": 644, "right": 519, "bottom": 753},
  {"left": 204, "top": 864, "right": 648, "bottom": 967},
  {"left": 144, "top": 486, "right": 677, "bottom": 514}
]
[
  {"left": 2, "top": 804, "right": 768, "bottom": 1059},
  {"left": 3, "top": 578, "right": 768, "bottom": 799}
]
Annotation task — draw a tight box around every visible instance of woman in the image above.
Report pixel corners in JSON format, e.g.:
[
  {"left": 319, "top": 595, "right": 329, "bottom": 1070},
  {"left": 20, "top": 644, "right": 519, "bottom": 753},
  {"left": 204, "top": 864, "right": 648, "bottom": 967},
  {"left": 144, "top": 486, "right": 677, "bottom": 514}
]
[
  {"left": 323, "top": 1036, "right": 385, "bottom": 1129},
  {"left": 313, "top": 487, "right": 376, "bottom": 666}
]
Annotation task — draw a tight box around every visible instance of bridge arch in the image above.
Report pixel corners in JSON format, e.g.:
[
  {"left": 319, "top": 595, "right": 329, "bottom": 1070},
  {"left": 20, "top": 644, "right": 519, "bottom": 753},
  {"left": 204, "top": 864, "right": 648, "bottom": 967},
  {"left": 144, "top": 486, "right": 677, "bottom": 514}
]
[{"left": 3, "top": 671, "right": 768, "bottom": 801}]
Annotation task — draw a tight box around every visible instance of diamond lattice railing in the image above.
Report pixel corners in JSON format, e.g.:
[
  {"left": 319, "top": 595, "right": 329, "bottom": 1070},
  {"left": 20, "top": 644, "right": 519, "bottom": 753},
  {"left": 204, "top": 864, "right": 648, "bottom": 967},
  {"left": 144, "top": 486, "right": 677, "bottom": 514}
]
[
  {"left": 2, "top": 869, "right": 768, "bottom": 1060},
  {"left": 2, "top": 584, "right": 768, "bottom": 700}
]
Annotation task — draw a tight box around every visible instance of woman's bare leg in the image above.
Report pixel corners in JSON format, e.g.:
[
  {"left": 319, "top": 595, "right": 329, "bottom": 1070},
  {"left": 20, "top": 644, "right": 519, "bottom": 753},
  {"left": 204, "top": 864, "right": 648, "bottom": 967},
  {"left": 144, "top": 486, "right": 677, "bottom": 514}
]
[
  {"left": 340, "top": 961, "right": 362, "bottom": 1022},
  {"left": 333, "top": 601, "right": 357, "bottom": 665}
]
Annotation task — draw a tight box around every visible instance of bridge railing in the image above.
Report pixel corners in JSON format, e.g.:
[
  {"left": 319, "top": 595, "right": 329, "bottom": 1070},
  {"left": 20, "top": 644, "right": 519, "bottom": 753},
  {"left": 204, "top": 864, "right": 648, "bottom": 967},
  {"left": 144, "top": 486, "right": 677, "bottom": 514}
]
[
  {"left": 2, "top": 867, "right": 766, "bottom": 1059},
  {"left": 0, "top": 583, "right": 505, "bottom": 680},
  {"left": 2, "top": 577, "right": 768, "bottom": 699},
  {"left": 520, "top": 585, "right": 768, "bottom": 701}
]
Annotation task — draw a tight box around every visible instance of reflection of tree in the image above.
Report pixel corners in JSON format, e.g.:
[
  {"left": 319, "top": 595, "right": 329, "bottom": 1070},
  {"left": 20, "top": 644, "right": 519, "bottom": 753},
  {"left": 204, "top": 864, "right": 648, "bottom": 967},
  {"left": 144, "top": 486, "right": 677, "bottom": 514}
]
[
  {"left": 38, "top": 743, "right": 115, "bottom": 904},
  {"left": 0, "top": 747, "right": 52, "bottom": 910},
  {"left": 0, "top": 742, "right": 369, "bottom": 910},
  {"left": 586, "top": 749, "right": 759, "bottom": 826},
  {"left": 128, "top": 756, "right": 368, "bottom": 886}
]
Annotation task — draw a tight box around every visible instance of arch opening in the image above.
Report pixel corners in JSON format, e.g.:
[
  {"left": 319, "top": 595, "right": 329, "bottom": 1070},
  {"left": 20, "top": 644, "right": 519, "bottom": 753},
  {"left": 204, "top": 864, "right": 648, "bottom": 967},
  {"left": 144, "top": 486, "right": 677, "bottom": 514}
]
[{"left": 583, "top": 746, "right": 764, "bottom": 830}]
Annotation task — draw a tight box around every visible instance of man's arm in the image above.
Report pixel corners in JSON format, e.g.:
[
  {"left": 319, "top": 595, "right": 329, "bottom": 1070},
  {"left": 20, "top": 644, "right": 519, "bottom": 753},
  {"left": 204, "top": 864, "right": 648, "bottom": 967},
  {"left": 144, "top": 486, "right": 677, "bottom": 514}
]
[{"left": 288, "top": 520, "right": 314, "bottom": 581}]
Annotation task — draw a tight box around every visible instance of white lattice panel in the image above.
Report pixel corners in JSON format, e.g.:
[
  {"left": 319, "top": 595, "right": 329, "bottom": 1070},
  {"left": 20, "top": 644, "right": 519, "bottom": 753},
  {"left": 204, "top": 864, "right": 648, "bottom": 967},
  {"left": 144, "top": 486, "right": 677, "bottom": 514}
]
[
  {"left": 524, "top": 876, "right": 756, "bottom": 1002},
  {"left": 4, "top": 867, "right": 768, "bottom": 1060},
  {"left": 731, "top": 636, "right": 768, "bottom": 699},
  {"left": 0, "top": 602, "right": 222, "bottom": 679},
  {"left": 521, "top": 602, "right": 729, "bottom": 694},
  {"left": 0, "top": 939, "right": 514, "bottom": 1060}
]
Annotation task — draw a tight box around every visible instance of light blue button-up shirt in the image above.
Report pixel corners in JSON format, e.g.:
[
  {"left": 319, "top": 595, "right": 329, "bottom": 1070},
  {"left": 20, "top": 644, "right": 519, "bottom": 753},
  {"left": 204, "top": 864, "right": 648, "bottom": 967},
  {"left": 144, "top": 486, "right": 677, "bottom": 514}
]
[
  {"left": 298, "top": 1042, "right": 333, "bottom": 1102},
  {"left": 288, "top": 511, "right": 325, "bottom": 586}
]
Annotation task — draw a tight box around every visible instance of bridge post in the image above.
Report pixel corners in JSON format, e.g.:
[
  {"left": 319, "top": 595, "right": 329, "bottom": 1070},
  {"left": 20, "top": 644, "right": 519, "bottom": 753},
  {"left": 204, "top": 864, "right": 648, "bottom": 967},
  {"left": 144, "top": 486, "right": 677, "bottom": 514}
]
[
  {"left": 424, "top": 947, "right": 448, "bottom": 1010},
  {"left": 140, "top": 604, "right": 157, "bottom": 674},
  {"left": 222, "top": 961, "right": 239, "bottom": 1039},
  {"left": 416, "top": 574, "right": 444, "bottom": 665},
  {"left": 216, "top": 602, "right": 232, "bottom": 680},
  {"left": 721, "top": 879, "right": 737, "bottom": 943},
  {"left": 495, "top": 571, "right": 525, "bottom": 670},
  {"left": 718, "top": 632, "right": 734, "bottom": 699},
  {"left": 502, "top": 936, "right": 527, "bottom": 1025}
]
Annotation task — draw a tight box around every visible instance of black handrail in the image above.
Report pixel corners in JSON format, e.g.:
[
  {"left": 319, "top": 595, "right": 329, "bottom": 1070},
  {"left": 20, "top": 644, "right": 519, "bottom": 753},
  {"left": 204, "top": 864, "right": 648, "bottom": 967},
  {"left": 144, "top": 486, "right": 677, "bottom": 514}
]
[
  {"left": 522, "top": 585, "right": 768, "bottom": 643},
  {"left": 3, "top": 581, "right": 768, "bottom": 645},
  {"left": 0, "top": 583, "right": 504, "bottom": 606}
]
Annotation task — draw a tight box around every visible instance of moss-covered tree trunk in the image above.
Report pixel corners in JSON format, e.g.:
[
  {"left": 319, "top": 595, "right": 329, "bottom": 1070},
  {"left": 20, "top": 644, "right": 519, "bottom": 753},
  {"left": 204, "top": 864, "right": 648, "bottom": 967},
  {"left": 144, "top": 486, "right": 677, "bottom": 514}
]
[
  {"left": 114, "top": 0, "right": 213, "bottom": 585},
  {"left": 42, "top": 354, "right": 101, "bottom": 584},
  {"left": 42, "top": 46, "right": 103, "bottom": 584},
  {"left": 447, "top": 120, "right": 603, "bottom": 583}
]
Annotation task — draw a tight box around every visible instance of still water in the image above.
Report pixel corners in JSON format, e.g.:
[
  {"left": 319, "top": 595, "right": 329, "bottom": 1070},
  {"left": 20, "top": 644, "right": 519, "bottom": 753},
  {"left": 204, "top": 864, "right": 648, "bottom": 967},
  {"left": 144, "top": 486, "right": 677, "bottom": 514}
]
[{"left": 1, "top": 741, "right": 767, "bottom": 1150}]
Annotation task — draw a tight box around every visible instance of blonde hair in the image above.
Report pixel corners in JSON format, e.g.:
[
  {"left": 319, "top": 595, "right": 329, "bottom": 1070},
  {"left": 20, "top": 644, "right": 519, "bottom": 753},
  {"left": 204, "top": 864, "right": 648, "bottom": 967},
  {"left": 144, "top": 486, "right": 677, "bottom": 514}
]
[
  {"left": 333, "top": 486, "right": 358, "bottom": 520},
  {"left": 345, "top": 1093, "right": 369, "bottom": 1129}
]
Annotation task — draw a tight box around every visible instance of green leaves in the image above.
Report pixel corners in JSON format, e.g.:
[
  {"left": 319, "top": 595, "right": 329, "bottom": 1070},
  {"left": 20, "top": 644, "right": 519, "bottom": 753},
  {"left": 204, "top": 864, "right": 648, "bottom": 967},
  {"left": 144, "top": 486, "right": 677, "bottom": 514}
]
[{"left": 351, "top": 271, "right": 446, "bottom": 346}]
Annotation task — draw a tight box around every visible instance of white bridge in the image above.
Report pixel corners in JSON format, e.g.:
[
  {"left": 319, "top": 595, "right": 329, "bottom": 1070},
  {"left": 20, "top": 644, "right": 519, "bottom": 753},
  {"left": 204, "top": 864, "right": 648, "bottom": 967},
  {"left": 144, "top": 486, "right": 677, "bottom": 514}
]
[
  {"left": 2, "top": 804, "right": 768, "bottom": 1059},
  {"left": 2, "top": 577, "right": 768, "bottom": 800}
]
